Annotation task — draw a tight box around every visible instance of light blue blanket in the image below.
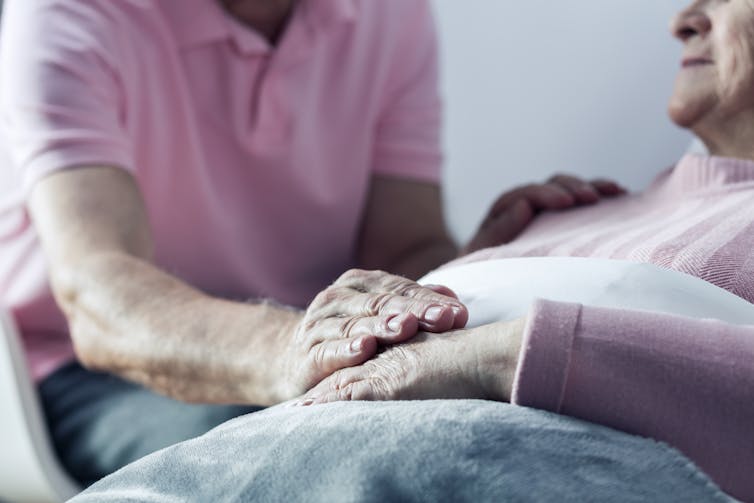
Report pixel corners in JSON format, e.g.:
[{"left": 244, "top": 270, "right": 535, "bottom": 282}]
[{"left": 71, "top": 400, "right": 734, "bottom": 502}]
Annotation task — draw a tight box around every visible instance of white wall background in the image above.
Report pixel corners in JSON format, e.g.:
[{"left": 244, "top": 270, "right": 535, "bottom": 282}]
[{"left": 433, "top": 0, "right": 694, "bottom": 243}]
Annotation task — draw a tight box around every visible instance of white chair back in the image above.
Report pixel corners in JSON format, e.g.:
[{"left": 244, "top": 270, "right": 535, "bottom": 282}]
[{"left": 0, "top": 309, "right": 80, "bottom": 502}]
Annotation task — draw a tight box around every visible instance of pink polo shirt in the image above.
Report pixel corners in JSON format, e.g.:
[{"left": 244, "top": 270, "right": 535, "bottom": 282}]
[{"left": 0, "top": 0, "right": 442, "bottom": 381}]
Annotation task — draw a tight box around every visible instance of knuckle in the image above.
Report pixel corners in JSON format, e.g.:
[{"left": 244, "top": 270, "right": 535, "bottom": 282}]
[
  {"left": 338, "top": 382, "right": 356, "bottom": 401},
  {"left": 310, "top": 343, "right": 329, "bottom": 371},
  {"left": 339, "top": 316, "right": 360, "bottom": 339},
  {"left": 382, "top": 274, "right": 414, "bottom": 293},
  {"left": 336, "top": 269, "right": 361, "bottom": 283},
  {"left": 323, "top": 372, "right": 344, "bottom": 393},
  {"left": 329, "top": 286, "right": 352, "bottom": 302},
  {"left": 337, "top": 269, "right": 364, "bottom": 284},
  {"left": 303, "top": 318, "right": 319, "bottom": 333},
  {"left": 364, "top": 269, "right": 386, "bottom": 280},
  {"left": 364, "top": 269, "right": 390, "bottom": 287},
  {"left": 332, "top": 370, "right": 349, "bottom": 390},
  {"left": 394, "top": 281, "right": 423, "bottom": 298},
  {"left": 310, "top": 289, "right": 332, "bottom": 309},
  {"left": 406, "top": 298, "right": 428, "bottom": 316},
  {"left": 295, "top": 318, "right": 318, "bottom": 343},
  {"left": 365, "top": 292, "right": 392, "bottom": 316},
  {"left": 311, "top": 287, "right": 349, "bottom": 311},
  {"left": 337, "top": 269, "right": 390, "bottom": 294}
]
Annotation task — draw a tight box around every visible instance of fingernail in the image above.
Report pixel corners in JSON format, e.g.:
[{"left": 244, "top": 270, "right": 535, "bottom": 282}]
[
  {"left": 301, "top": 399, "right": 314, "bottom": 407},
  {"left": 350, "top": 338, "right": 363, "bottom": 352},
  {"left": 387, "top": 315, "right": 402, "bottom": 333},
  {"left": 424, "top": 306, "right": 445, "bottom": 323}
]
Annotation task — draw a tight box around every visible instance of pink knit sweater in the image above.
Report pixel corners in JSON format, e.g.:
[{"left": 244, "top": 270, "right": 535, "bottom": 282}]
[{"left": 454, "top": 154, "right": 754, "bottom": 501}]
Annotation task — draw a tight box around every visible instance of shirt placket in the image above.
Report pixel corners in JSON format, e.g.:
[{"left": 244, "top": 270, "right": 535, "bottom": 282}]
[
  {"left": 249, "top": 60, "right": 291, "bottom": 148},
  {"left": 228, "top": 14, "right": 312, "bottom": 150}
]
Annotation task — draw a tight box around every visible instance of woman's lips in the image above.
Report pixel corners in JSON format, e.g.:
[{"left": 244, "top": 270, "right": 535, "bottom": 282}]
[{"left": 682, "top": 57, "right": 714, "bottom": 68}]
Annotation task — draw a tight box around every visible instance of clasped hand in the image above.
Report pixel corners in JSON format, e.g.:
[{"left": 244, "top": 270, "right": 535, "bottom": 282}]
[
  {"left": 275, "top": 269, "right": 468, "bottom": 400},
  {"left": 282, "top": 175, "right": 623, "bottom": 404},
  {"left": 280, "top": 267, "right": 525, "bottom": 406}
]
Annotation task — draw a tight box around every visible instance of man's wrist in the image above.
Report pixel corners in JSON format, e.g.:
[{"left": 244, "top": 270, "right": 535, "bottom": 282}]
[
  {"left": 267, "top": 311, "right": 305, "bottom": 403},
  {"left": 189, "top": 297, "right": 304, "bottom": 405}
]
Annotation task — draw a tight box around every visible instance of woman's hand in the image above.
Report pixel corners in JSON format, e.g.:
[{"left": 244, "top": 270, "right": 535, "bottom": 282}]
[
  {"left": 274, "top": 269, "right": 470, "bottom": 400},
  {"left": 295, "top": 318, "right": 526, "bottom": 405},
  {"left": 463, "top": 175, "right": 626, "bottom": 255}
]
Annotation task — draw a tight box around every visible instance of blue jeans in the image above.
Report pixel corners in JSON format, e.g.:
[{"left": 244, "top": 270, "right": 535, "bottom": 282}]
[{"left": 39, "top": 362, "right": 261, "bottom": 486}]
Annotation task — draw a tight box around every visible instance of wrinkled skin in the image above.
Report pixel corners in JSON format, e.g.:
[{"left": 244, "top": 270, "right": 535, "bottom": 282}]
[
  {"left": 276, "top": 269, "right": 470, "bottom": 399},
  {"left": 297, "top": 318, "right": 526, "bottom": 405},
  {"left": 669, "top": 0, "right": 754, "bottom": 159}
]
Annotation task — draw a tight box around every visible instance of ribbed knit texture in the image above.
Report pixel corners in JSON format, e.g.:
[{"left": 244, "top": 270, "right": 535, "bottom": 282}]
[
  {"left": 450, "top": 154, "right": 754, "bottom": 502},
  {"left": 452, "top": 154, "right": 754, "bottom": 303}
]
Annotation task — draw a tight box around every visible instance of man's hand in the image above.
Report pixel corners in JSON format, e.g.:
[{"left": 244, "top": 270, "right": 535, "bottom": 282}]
[
  {"left": 294, "top": 318, "right": 526, "bottom": 405},
  {"left": 274, "top": 269, "right": 469, "bottom": 400},
  {"left": 463, "top": 175, "right": 626, "bottom": 255}
]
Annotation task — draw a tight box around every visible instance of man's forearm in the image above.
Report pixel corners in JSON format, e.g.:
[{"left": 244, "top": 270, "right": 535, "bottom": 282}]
[{"left": 53, "top": 251, "right": 302, "bottom": 406}]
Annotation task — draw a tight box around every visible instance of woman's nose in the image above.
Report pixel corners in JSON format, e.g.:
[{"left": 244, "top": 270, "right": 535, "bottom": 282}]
[{"left": 671, "top": 7, "right": 712, "bottom": 42}]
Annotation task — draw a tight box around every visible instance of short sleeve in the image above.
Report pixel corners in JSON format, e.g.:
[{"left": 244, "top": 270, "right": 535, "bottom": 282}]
[
  {"left": 372, "top": 0, "right": 442, "bottom": 183},
  {"left": 0, "top": 0, "right": 134, "bottom": 194}
]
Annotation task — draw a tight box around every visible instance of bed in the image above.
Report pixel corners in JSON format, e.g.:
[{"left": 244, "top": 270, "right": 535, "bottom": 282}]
[{"left": 70, "top": 258, "right": 747, "bottom": 502}]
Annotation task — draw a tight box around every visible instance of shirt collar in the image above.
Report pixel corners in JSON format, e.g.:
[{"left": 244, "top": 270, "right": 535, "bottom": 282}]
[{"left": 157, "top": 0, "right": 358, "bottom": 54}]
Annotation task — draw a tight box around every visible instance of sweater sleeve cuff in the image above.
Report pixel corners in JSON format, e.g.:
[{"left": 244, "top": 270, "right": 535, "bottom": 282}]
[{"left": 511, "top": 298, "right": 582, "bottom": 413}]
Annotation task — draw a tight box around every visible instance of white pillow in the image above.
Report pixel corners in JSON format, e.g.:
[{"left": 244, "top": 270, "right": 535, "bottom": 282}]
[{"left": 420, "top": 257, "right": 754, "bottom": 327}]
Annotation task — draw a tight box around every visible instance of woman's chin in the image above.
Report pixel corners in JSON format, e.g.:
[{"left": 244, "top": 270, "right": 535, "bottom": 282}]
[{"left": 667, "top": 102, "right": 705, "bottom": 130}]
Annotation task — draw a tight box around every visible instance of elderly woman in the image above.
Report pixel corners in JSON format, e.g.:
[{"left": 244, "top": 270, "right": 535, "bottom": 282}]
[
  {"left": 291, "top": 0, "right": 754, "bottom": 500},
  {"left": 67, "top": 1, "right": 753, "bottom": 502}
]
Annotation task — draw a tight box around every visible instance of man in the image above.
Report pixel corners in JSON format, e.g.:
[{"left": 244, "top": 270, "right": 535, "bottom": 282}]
[{"left": 0, "top": 0, "right": 619, "bottom": 484}]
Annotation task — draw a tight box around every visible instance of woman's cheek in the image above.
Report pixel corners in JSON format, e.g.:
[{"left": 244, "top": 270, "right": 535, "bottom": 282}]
[{"left": 718, "top": 12, "right": 754, "bottom": 106}]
